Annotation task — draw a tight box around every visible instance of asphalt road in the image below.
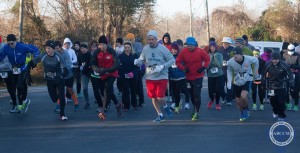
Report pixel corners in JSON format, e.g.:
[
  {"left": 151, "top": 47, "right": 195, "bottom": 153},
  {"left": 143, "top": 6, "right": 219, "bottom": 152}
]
[{"left": 0, "top": 79, "right": 299, "bottom": 153}]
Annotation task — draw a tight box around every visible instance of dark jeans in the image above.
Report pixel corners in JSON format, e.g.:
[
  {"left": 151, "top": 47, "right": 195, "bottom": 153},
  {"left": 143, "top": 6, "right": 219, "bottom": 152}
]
[
  {"left": 136, "top": 70, "right": 145, "bottom": 105},
  {"left": 187, "top": 78, "right": 203, "bottom": 112},
  {"left": 2, "top": 72, "right": 17, "bottom": 104},
  {"left": 180, "top": 79, "right": 190, "bottom": 103},
  {"left": 270, "top": 88, "right": 286, "bottom": 118},
  {"left": 103, "top": 76, "right": 118, "bottom": 108},
  {"left": 90, "top": 76, "right": 104, "bottom": 107},
  {"left": 11, "top": 71, "right": 28, "bottom": 105},
  {"left": 46, "top": 79, "right": 66, "bottom": 116},
  {"left": 208, "top": 76, "right": 224, "bottom": 104},
  {"left": 74, "top": 68, "right": 81, "bottom": 94},
  {"left": 121, "top": 77, "right": 137, "bottom": 109},
  {"left": 252, "top": 82, "right": 265, "bottom": 104},
  {"left": 223, "top": 74, "right": 233, "bottom": 102},
  {"left": 170, "top": 79, "right": 185, "bottom": 107},
  {"left": 117, "top": 77, "right": 122, "bottom": 93}
]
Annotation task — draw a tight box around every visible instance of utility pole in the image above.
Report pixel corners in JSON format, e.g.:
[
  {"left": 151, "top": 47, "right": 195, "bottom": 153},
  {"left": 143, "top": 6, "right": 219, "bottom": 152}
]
[
  {"left": 19, "top": 0, "right": 24, "bottom": 42},
  {"left": 189, "top": 0, "right": 193, "bottom": 36},
  {"left": 205, "top": 0, "right": 210, "bottom": 42}
]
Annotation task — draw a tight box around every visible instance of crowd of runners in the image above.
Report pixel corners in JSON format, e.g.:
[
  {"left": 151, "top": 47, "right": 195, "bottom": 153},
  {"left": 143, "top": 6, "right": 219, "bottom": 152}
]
[{"left": 0, "top": 30, "right": 299, "bottom": 122}]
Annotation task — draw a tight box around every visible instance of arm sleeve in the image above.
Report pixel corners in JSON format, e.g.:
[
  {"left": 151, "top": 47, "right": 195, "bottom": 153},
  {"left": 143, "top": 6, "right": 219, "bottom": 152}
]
[
  {"left": 176, "top": 52, "right": 185, "bottom": 71},
  {"left": 252, "top": 56, "right": 259, "bottom": 79},
  {"left": 162, "top": 49, "right": 175, "bottom": 68},
  {"left": 0, "top": 56, "right": 11, "bottom": 70},
  {"left": 227, "top": 61, "right": 233, "bottom": 85},
  {"left": 105, "top": 51, "right": 120, "bottom": 73},
  {"left": 283, "top": 62, "right": 294, "bottom": 86},
  {"left": 202, "top": 51, "right": 210, "bottom": 68},
  {"left": 32, "top": 53, "right": 45, "bottom": 64},
  {"left": 218, "top": 54, "right": 223, "bottom": 69},
  {"left": 90, "top": 50, "right": 99, "bottom": 71},
  {"left": 26, "top": 45, "right": 40, "bottom": 58}
]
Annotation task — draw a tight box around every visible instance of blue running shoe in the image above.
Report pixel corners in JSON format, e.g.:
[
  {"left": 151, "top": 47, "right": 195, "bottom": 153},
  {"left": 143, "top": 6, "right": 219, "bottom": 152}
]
[
  {"left": 164, "top": 106, "right": 173, "bottom": 117},
  {"left": 153, "top": 115, "right": 165, "bottom": 123}
]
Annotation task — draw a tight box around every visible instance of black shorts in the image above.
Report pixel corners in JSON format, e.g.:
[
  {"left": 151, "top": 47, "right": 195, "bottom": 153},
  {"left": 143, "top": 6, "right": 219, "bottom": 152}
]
[
  {"left": 64, "top": 77, "right": 74, "bottom": 88},
  {"left": 233, "top": 81, "right": 250, "bottom": 98}
]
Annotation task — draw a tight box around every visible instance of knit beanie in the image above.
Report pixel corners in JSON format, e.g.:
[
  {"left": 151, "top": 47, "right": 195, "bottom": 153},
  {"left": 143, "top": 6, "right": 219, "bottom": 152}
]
[
  {"left": 45, "top": 40, "right": 55, "bottom": 49},
  {"left": 7, "top": 34, "right": 16, "bottom": 41},
  {"left": 98, "top": 35, "right": 108, "bottom": 44},
  {"left": 271, "top": 51, "right": 281, "bottom": 60},
  {"left": 147, "top": 30, "right": 158, "bottom": 39},
  {"left": 171, "top": 43, "right": 179, "bottom": 51}
]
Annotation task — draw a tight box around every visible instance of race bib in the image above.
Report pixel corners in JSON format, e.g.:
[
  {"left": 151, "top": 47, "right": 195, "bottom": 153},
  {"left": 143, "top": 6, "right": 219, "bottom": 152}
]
[
  {"left": 0, "top": 72, "right": 8, "bottom": 78},
  {"left": 13, "top": 68, "right": 21, "bottom": 74},
  {"left": 223, "top": 61, "right": 228, "bottom": 66},
  {"left": 268, "top": 90, "right": 275, "bottom": 96},
  {"left": 210, "top": 67, "right": 218, "bottom": 74},
  {"left": 46, "top": 72, "right": 56, "bottom": 78},
  {"left": 234, "top": 72, "right": 249, "bottom": 86}
]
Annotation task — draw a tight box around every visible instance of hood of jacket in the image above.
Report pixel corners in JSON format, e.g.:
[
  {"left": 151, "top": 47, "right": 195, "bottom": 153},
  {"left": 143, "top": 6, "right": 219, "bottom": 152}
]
[{"left": 63, "top": 38, "right": 73, "bottom": 49}]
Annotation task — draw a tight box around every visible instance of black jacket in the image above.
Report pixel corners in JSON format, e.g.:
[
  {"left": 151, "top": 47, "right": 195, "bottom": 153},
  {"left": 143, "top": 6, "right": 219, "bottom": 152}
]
[
  {"left": 261, "top": 61, "right": 294, "bottom": 90},
  {"left": 118, "top": 52, "right": 139, "bottom": 79},
  {"left": 78, "top": 51, "right": 91, "bottom": 76}
]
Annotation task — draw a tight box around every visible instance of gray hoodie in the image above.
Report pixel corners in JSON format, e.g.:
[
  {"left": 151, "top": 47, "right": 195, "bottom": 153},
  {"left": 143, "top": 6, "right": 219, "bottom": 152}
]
[{"left": 227, "top": 55, "right": 259, "bottom": 86}]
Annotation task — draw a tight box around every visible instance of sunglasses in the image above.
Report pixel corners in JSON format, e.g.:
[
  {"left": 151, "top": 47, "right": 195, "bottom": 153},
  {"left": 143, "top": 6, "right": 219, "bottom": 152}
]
[{"left": 8, "top": 41, "right": 14, "bottom": 45}]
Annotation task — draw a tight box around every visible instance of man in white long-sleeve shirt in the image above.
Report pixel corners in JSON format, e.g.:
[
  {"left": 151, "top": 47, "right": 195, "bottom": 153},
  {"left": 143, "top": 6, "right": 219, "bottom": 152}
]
[{"left": 227, "top": 47, "right": 259, "bottom": 122}]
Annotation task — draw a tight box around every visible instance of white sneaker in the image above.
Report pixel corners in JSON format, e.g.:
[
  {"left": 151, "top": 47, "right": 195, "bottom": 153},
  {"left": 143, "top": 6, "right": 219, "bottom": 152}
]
[
  {"left": 171, "top": 103, "right": 175, "bottom": 109},
  {"left": 184, "top": 103, "right": 190, "bottom": 110},
  {"left": 272, "top": 113, "right": 278, "bottom": 119},
  {"left": 61, "top": 116, "right": 68, "bottom": 121}
]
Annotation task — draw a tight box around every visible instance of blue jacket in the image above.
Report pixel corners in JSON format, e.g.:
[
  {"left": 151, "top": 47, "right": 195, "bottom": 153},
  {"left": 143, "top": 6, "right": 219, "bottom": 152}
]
[
  {"left": 0, "top": 42, "right": 40, "bottom": 71},
  {"left": 168, "top": 54, "right": 186, "bottom": 80}
]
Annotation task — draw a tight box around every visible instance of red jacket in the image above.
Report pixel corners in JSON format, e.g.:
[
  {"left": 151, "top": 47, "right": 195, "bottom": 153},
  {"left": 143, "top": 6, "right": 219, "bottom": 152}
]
[
  {"left": 164, "top": 44, "right": 172, "bottom": 51},
  {"left": 176, "top": 47, "right": 210, "bottom": 80}
]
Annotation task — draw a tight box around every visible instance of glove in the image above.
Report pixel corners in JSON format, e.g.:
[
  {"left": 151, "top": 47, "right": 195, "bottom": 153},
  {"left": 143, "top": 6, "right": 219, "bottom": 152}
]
[
  {"left": 134, "top": 59, "right": 143, "bottom": 65},
  {"left": 148, "top": 65, "right": 164, "bottom": 75},
  {"left": 27, "top": 60, "right": 36, "bottom": 70},
  {"left": 197, "top": 67, "right": 206, "bottom": 73},
  {"left": 126, "top": 72, "right": 134, "bottom": 78},
  {"left": 184, "top": 68, "right": 190, "bottom": 73},
  {"left": 99, "top": 68, "right": 107, "bottom": 75},
  {"left": 62, "top": 67, "right": 69, "bottom": 77}
]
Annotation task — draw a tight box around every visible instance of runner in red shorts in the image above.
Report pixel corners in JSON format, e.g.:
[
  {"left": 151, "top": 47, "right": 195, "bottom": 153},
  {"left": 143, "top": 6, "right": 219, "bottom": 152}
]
[{"left": 134, "top": 30, "right": 175, "bottom": 123}]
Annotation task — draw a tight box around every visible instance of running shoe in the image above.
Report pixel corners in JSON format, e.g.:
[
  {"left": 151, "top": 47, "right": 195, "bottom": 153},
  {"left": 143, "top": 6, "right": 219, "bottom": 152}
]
[
  {"left": 174, "top": 107, "right": 180, "bottom": 114},
  {"left": 98, "top": 112, "right": 106, "bottom": 120},
  {"left": 77, "top": 93, "right": 83, "bottom": 98},
  {"left": 272, "top": 113, "right": 278, "bottom": 119},
  {"left": 184, "top": 103, "right": 190, "bottom": 110},
  {"left": 84, "top": 103, "right": 90, "bottom": 109},
  {"left": 153, "top": 115, "right": 165, "bottom": 123},
  {"left": 286, "top": 103, "right": 292, "bottom": 111},
  {"left": 216, "top": 104, "right": 221, "bottom": 110},
  {"left": 74, "top": 105, "right": 79, "bottom": 112},
  {"left": 259, "top": 104, "right": 264, "bottom": 111},
  {"left": 226, "top": 101, "right": 232, "bottom": 106},
  {"left": 207, "top": 101, "right": 213, "bottom": 109},
  {"left": 61, "top": 116, "right": 68, "bottom": 121},
  {"left": 20, "top": 99, "right": 31, "bottom": 113},
  {"left": 54, "top": 105, "right": 60, "bottom": 112},
  {"left": 164, "top": 106, "right": 173, "bottom": 117},
  {"left": 191, "top": 113, "right": 199, "bottom": 121},
  {"left": 10, "top": 106, "right": 20, "bottom": 113},
  {"left": 171, "top": 103, "right": 175, "bottom": 110},
  {"left": 293, "top": 105, "right": 299, "bottom": 112},
  {"left": 252, "top": 104, "right": 257, "bottom": 111}
]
